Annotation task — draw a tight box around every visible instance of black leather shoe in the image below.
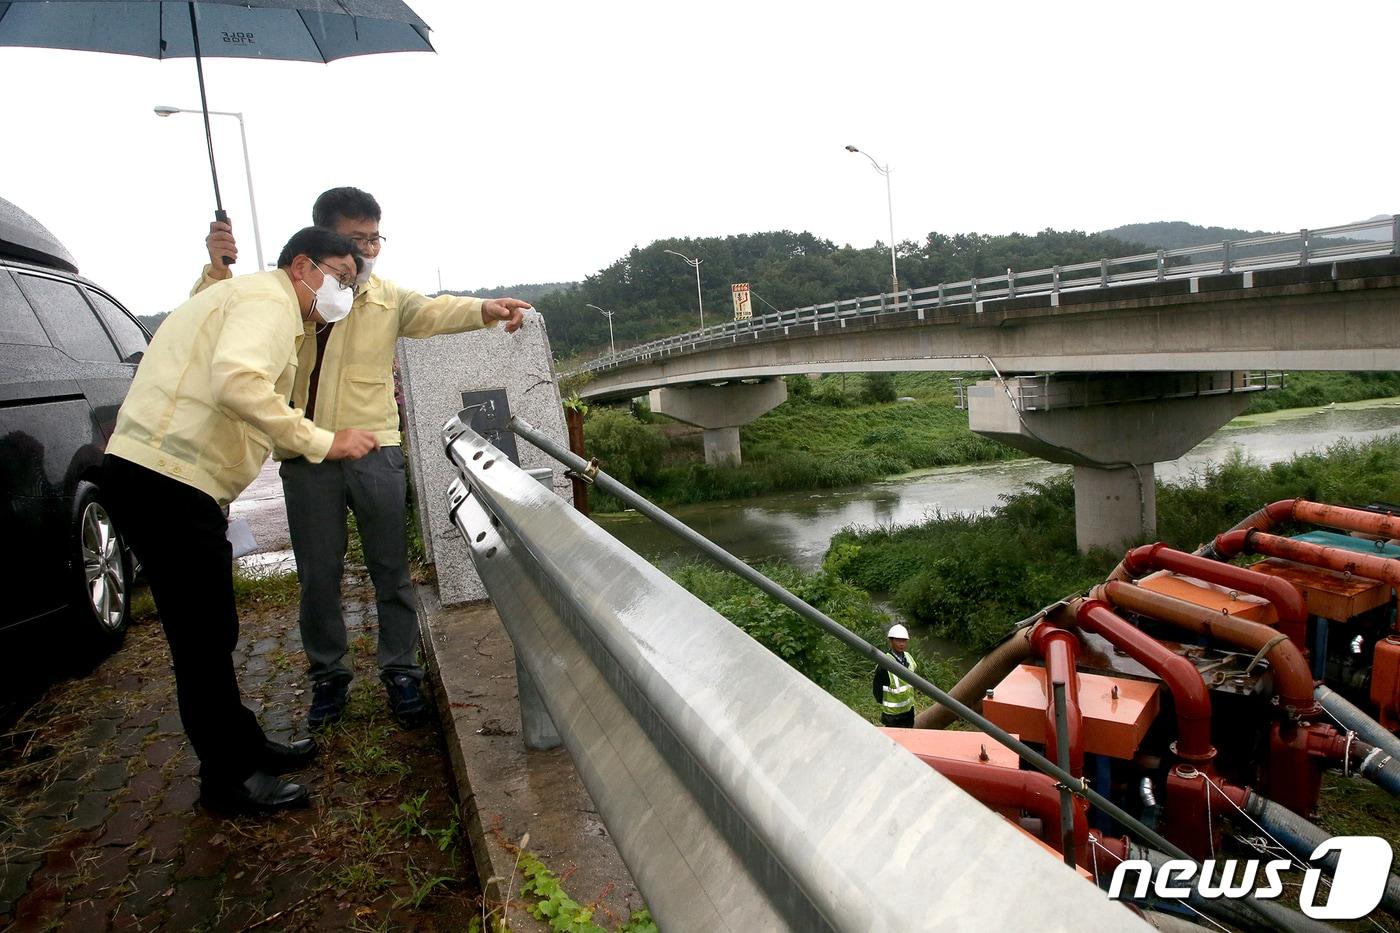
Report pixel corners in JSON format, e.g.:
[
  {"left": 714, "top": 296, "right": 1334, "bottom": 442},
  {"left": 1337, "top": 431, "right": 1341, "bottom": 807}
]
[
  {"left": 199, "top": 771, "right": 311, "bottom": 815},
  {"left": 259, "top": 738, "right": 318, "bottom": 775}
]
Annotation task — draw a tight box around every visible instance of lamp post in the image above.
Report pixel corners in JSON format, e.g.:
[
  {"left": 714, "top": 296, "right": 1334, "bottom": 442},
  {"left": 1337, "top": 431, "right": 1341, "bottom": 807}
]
[
  {"left": 663, "top": 249, "right": 705, "bottom": 330},
  {"left": 155, "top": 105, "right": 265, "bottom": 271},
  {"left": 845, "top": 145, "right": 899, "bottom": 301},
  {"left": 586, "top": 303, "right": 616, "bottom": 354}
]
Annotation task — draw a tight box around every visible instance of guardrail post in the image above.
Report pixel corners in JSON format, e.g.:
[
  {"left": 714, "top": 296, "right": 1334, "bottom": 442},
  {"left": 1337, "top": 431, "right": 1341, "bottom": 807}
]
[
  {"left": 1393, "top": 216, "right": 1400, "bottom": 256},
  {"left": 1155, "top": 250, "right": 1166, "bottom": 282},
  {"left": 970, "top": 277, "right": 979, "bottom": 302},
  {"left": 516, "top": 659, "right": 563, "bottom": 750},
  {"left": 937, "top": 283, "right": 945, "bottom": 308},
  {"left": 1099, "top": 259, "right": 1109, "bottom": 287},
  {"left": 1007, "top": 268, "right": 1017, "bottom": 298},
  {"left": 1299, "top": 228, "right": 1310, "bottom": 267},
  {"left": 1221, "top": 240, "right": 1232, "bottom": 274},
  {"left": 1052, "top": 265, "right": 1061, "bottom": 295}
]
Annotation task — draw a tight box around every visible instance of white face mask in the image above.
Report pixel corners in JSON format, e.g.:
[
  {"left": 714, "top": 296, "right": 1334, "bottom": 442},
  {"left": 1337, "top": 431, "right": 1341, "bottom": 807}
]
[
  {"left": 354, "top": 252, "right": 376, "bottom": 287},
  {"left": 305, "top": 260, "right": 354, "bottom": 323}
]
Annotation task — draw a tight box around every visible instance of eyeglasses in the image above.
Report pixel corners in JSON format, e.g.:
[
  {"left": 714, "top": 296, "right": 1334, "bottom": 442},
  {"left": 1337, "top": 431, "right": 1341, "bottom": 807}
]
[
  {"left": 348, "top": 234, "right": 387, "bottom": 249},
  {"left": 312, "top": 260, "right": 356, "bottom": 291}
]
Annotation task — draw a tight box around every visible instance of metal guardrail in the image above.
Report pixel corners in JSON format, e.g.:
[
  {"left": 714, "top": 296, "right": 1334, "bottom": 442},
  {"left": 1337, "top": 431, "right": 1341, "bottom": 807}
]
[
  {"left": 575, "top": 216, "right": 1400, "bottom": 376},
  {"left": 440, "top": 413, "right": 1141, "bottom": 932}
]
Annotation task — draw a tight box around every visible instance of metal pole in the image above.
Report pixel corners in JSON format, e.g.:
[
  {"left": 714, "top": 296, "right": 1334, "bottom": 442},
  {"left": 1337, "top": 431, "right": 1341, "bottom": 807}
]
[
  {"left": 607, "top": 312, "right": 615, "bottom": 354},
  {"left": 694, "top": 260, "right": 705, "bottom": 330},
  {"left": 1053, "top": 682, "right": 1076, "bottom": 869},
  {"left": 232, "top": 113, "right": 265, "bottom": 271},
  {"left": 884, "top": 162, "right": 898, "bottom": 302}
]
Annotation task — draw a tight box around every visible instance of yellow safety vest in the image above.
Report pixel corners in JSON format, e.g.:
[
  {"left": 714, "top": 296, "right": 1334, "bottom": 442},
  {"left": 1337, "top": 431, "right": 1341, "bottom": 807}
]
[{"left": 881, "top": 650, "right": 917, "bottom": 714}]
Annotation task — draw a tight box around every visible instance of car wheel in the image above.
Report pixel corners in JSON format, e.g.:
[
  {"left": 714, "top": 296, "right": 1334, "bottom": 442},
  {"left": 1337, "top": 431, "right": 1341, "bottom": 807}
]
[{"left": 72, "top": 481, "right": 131, "bottom": 648}]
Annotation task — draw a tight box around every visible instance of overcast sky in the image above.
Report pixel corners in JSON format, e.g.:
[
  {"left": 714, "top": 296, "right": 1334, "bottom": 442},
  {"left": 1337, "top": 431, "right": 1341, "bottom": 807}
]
[{"left": 1, "top": 0, "right": 1396, "bottom": 318}]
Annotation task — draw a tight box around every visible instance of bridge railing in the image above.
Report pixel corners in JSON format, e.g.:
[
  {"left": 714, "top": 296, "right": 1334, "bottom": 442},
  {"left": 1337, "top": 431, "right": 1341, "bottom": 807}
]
[
  {"left": 439, "top": 413, "right": 1141, "bottom": 932},
  {"left": 575, "top": 215, "right": 1399, "bottom": 376}
]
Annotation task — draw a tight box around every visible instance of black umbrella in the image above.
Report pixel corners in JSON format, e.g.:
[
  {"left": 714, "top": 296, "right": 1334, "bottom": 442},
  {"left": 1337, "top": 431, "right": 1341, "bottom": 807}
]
[{"left": 0, "top": 0, "right": 433, "bottom": 264}]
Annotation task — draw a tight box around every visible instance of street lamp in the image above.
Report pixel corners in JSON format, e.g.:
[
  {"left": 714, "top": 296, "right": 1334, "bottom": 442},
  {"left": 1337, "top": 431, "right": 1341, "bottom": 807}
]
[
  {"left": 663, "top": 249, "right": 705, "bottom": 330},
  {"left": 586, "top": 303, "right": 616, "bottom": 354},
  {"left": 155, "top": 105, "right": 265, "bottom": 271},
  {"left": 845, "top": 144, "right": 899, "bottom": 301}
]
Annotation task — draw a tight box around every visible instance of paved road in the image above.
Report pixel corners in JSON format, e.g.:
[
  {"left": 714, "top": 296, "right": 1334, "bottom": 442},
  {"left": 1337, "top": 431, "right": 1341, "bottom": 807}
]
[{"left": 228, "top": 460, "right": 293, "bottom": 572}]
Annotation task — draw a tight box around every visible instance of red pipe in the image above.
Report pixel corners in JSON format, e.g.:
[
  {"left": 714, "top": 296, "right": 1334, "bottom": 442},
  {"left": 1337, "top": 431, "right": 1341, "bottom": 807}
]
[
  {"left": 1094, "top": 581, "right": 1318, "bottom": 716},
  {"left": 1215, "top": 529, "right": 1400, "bottom": 588},
  {"left": 927, "top": 756, "right": 1089, "bottom": 863},
  {"left": 1072, "top": 598, "right": 1216, "bottom": 764},
  {"left": 1292, "top": 500, "right": 1400, "bottom": 539},
  {"left": 1030, "top": 623, "right": 1084, "bottom": 777},
  {"left": 1122, "top": 542, "right": 1308, "bottom": 646}
]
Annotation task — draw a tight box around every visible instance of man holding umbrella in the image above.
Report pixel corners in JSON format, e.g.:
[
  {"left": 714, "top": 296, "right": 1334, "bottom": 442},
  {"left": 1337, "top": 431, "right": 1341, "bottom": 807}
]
[
  {"left": 104, "top": 226, "right": 379, "bottom": 813},
  {"left": 195, "top": 188, "right": 532, "bottom": 731}
]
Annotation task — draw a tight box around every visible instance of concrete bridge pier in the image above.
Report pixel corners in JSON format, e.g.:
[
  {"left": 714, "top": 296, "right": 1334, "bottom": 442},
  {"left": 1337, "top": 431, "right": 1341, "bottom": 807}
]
[
  {"left": 967, "top": 372, "right": 1262, "bottom": 552},
  {"left": 649, "top": 379, "right": 788, "bottom": 466}
]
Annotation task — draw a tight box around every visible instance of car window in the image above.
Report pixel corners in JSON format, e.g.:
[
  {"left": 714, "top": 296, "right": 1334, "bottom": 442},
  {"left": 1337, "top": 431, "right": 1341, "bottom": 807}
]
[
  {"left": 16, "top": 273, "right": 119, "bottom": 363},
  {"left": 85, "top": 288, "right": 148, "bottom": 363},
  {"left": 0, "top": 271, "right": 52, "bottom": 347}
]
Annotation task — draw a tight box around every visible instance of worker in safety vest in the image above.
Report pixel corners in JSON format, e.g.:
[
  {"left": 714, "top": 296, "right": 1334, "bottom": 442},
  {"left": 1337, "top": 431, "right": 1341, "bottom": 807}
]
[{"left": 873, "top": 623, "right": 918, "bottom": 727}]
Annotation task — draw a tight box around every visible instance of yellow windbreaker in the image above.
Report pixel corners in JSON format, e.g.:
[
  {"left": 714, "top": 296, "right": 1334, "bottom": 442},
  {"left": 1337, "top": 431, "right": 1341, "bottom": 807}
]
[
  {"left": 109, "top": 270, "right": 334, "bottom": 505},
  {"left": 192, "top": 266, "right": 491, "bottom": 448}
]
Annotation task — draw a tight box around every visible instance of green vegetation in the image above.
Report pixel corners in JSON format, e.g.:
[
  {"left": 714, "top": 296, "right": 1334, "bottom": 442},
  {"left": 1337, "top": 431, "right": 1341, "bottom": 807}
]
[
  {"left": 668, "top": 544, "right": 953, "bottom": 720},
  {"left": 1243, "top": 372, "right": 1400, "bottom": 415},
  {"left": 833, "top": 436, "right": 1400, "bottom": 651},
  {"left": 586, "top": 372, "right": 1014, "bottom": 510}
]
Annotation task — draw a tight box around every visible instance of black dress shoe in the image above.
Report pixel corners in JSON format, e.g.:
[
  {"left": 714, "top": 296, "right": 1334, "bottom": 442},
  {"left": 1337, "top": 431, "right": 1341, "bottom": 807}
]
[
  {"left": 200, "top": 771, "right": 311, "bottom": 815},
  {"left": 259, "top": 738, "right": 318, "bottom": 774}
]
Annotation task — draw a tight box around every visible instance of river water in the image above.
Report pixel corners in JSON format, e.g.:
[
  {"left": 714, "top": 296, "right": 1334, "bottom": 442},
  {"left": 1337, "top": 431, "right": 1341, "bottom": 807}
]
[{"left": 595, "top": 399, "right": 1400, "bottom": 573}]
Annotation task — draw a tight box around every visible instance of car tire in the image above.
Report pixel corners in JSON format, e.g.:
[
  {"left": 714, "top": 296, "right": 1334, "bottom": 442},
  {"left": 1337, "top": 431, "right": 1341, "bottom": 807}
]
[{"left": 71, "top": 481, "right": 131, "bottom": 651}]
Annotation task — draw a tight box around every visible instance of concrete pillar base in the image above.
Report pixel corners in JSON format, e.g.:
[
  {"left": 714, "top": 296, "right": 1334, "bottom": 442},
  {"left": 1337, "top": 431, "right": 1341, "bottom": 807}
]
[
  {"left": 703, "top": 427, "right": 742, "bottom": 466},
  {"left": 650, "top": 380, "right": 788, "bottom": 466},
  {"left": 1074, "top": 464, "right": 1156, "bottom": 553}
]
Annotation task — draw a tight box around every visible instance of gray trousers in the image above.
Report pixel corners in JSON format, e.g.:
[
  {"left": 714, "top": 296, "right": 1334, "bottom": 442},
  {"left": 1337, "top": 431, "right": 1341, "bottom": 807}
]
[{"left": 280, "top": 446, "right": 422, "bottom": 684}]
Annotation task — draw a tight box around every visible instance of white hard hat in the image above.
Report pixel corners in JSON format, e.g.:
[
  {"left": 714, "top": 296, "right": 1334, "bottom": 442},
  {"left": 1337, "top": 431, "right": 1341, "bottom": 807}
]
[{"left": 887, "top": 624, "right": 909, "bottom": 640}]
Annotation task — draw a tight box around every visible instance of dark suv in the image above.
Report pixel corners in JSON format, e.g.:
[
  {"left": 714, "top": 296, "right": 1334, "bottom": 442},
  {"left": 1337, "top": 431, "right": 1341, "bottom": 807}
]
[{"left": 0, "top": 196, "right": 149, "bottom": 653}]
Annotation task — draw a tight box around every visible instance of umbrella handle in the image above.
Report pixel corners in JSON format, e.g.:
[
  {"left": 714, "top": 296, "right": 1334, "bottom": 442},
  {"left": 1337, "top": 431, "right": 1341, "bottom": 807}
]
[{"left": 215, "top": 209, "right": 234, "bottom": 267}]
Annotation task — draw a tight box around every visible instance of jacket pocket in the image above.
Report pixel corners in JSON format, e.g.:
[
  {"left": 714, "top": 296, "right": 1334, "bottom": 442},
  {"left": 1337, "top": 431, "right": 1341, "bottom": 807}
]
[{"left": 341, "top": 363, "right": 393, "bottom": 431}]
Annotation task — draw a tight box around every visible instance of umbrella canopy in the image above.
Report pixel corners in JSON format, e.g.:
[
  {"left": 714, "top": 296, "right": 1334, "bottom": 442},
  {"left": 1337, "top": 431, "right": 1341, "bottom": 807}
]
[
  {"left": 0, "top": 1, "right": 432, "bottom": 62},
  {"left": 0, "top": 0, "right": 434, "bottom": 261}
]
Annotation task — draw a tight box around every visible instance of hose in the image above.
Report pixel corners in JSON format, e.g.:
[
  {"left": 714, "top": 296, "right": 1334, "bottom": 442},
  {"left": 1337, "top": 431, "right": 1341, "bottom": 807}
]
[
  {"left": 1244, "top": 792, "right": 1400, "bottom": 918},
  {"left": 1315, "top": 685, "right": 1400, "bottom": 798}
]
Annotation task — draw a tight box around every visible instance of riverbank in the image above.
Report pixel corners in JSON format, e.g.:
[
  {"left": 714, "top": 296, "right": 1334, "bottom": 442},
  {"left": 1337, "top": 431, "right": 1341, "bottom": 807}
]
[{"left": 586, "top": 372, "right": 1400, "bottom": 511}]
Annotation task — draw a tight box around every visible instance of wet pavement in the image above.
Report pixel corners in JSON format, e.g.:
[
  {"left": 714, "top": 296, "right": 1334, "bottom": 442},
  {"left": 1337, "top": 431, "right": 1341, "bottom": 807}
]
[{"left": 0, "top": 574, "right": 478, "bottom": 931}]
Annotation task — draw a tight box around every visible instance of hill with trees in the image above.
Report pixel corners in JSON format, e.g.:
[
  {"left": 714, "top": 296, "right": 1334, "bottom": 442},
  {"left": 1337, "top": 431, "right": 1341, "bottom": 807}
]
[{"left": 1099, "top": 221, "right": 1277, "bottom": 251}]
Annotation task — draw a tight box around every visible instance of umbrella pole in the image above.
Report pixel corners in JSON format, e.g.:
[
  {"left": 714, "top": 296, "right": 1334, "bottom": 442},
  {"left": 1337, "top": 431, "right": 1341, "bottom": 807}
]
[{"left": 188, "top": 2, "right": 233, "bottom": 266}]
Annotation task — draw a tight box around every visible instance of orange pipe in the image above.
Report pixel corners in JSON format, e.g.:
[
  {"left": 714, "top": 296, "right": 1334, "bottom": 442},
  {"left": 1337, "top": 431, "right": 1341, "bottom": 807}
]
[
  {"left": 927, "top": 755, "right": 1089, "bottom": 863},
  {"left": 1121, "top": 542, "right": 1308, "bottom": 646},
  {"left": 1095, "top": 581, "right": 1318, "bottom": 715},
  {"left": 1072, "top": 598, "right": 1216, "bottom": 764},
  {"left": 1031, "top": 624, "right": 1084, "bottom": 777},
  {"left": 1292, "top": 500, "right": 1400, "bottom": 539},
  {"left": 1215, "top": 529, "right": 1400, "bottom": 588}
]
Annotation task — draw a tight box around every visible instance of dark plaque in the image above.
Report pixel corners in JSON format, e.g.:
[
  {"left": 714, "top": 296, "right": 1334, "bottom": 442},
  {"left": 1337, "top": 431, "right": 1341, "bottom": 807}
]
[{"left": 459, "top": 388, "right": 520, "bottom": 465}]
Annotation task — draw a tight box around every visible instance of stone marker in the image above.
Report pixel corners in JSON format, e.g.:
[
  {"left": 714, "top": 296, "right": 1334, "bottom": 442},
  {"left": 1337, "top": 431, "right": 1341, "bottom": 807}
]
[{"left": 398, "top": 309, "right": 570, "bottom": 605}]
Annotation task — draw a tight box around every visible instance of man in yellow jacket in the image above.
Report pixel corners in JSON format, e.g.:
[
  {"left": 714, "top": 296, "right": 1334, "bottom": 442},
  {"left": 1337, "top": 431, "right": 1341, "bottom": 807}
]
[
  {"left": 104, "top": 226, "right": 379, "bottom": 814},
  {"left": 198, "top": 187, "right": 531, "bottom": 730}
]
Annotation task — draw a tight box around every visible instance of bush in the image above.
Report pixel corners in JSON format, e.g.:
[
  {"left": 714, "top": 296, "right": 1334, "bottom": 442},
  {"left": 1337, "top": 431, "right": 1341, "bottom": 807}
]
[
  {"left": 786, "top": 374, "right": 813, "bottom": 399},
  {"left": 861, "top": 372, "right": 897, "bottom": 404},
  {"left": 583, "top": 408, "right": 667, "bottom": 487}
]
